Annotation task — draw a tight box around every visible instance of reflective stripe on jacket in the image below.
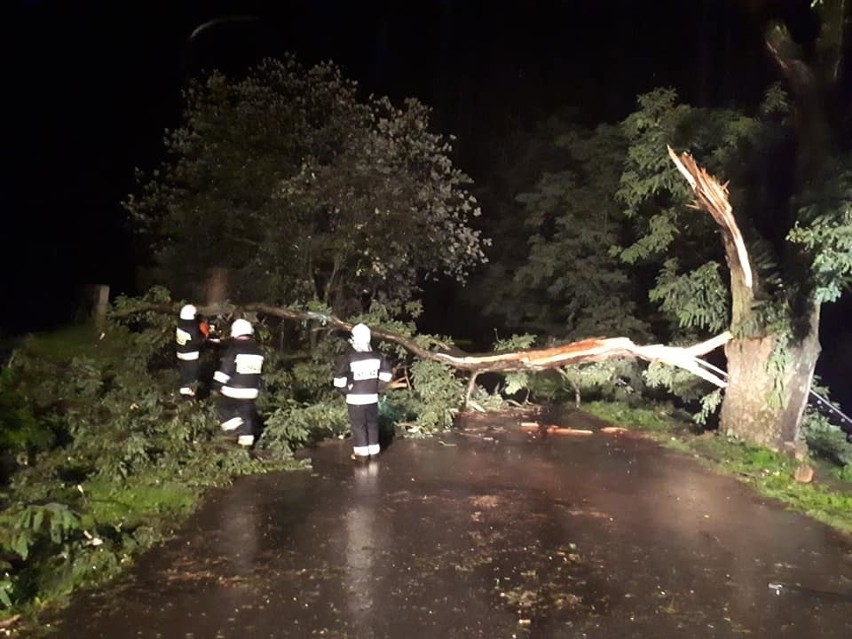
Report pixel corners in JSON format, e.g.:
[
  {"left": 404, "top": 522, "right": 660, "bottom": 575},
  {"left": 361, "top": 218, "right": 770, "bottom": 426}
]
[
  {"left": 214, "top": 338, "right": 264, "bottom": 399},
  {"left": 176, "top": 318, "right": 205, "bottom": 358},
  {"left": 334, "top": 350, "right": 393, "bottom": 405}
]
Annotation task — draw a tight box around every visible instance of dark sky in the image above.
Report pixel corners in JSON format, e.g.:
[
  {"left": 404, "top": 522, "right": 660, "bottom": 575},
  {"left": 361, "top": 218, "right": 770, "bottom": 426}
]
[
  {"left": 5, "top": 0, "right": 774, "bottom": 325},
  {"left": 5, "top": 0, "right": 849, "bottom": 411}
]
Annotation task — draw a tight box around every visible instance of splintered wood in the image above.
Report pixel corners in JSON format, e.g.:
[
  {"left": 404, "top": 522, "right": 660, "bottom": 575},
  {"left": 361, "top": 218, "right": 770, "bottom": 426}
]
[{"left": 667, "top": 145, "right": 753, "bottom": 290}]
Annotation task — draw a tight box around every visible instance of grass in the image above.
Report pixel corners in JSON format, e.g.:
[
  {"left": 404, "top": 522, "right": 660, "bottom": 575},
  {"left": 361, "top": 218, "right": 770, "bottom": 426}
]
[
  {"left": 584, "top": 401, "right": 852, "bottom": 534},
  {"left": 83, "top": 474, "right": 202, "bottom": 529},
  {"left": 583, "top": 400, "right": 680, "bottom": 432},
  {"left": 21, "top": 324, "right": 129, "bottom": 363}
]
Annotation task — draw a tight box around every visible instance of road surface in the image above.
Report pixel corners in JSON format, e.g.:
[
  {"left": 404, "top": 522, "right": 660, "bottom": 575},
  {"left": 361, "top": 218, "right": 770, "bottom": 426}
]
[{"left": 40, "top": 409, "right": 852, "bottom": 638}]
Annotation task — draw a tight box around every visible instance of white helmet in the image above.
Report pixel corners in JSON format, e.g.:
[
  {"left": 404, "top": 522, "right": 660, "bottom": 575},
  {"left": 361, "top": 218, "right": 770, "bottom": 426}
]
[
  {"left": 179, "top": 304, "right": 197, "bottom": 320},
  {"left": 349, "top": 323, "right": 371, "bottom": 352},
  {"left": 230, "top": 318, "right": 254, "bottom": 338}
]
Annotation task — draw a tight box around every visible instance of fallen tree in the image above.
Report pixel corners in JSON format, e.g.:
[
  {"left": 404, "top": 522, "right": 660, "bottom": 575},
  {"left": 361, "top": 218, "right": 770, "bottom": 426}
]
[
  {"left": 112, "top": 301, "right": 732, "bottom": 409},
  {"left": 112, "top": 149, "right": 747, "bottom": 405},
  {"left": 116, "top": 148, "right": 833, "bottom": 450}
]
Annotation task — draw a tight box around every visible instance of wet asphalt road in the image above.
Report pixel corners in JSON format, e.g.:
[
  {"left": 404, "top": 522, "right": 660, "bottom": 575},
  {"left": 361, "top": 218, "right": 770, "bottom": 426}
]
[{"left": 42, "top": 410, "right": 852, "bottom": 638}]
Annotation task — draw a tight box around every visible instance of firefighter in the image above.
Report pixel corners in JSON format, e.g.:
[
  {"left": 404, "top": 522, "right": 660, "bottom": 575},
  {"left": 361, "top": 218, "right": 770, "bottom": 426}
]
[
  {"left": 213, "top": 319, "right": 264, "bottom": 448},
  {"left": 175, "top": 304, "right": 209, "bottom": 398},
  {"left": 333, "top": 323, "right": 393, "bottom": 461}
]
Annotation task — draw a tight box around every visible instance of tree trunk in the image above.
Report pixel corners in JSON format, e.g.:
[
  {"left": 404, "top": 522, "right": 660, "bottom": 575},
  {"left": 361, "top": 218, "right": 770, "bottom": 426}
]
[
  {"left": 721, "top": 316, "right": 821, "bottom": 450},
  {"left": 204, "top": 267, "right": 229, "bottom": 307}
]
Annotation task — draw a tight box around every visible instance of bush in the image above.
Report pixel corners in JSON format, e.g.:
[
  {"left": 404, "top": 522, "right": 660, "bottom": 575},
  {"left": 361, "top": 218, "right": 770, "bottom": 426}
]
[
  {"left": 0, "top": 367, "right": 54, "bottom": 476},
  {"left": 802, "top": 411, "right": 852, "bottom": 468},
  {"left": 260, "top": 400, "right": 349, "bottom": 452}
]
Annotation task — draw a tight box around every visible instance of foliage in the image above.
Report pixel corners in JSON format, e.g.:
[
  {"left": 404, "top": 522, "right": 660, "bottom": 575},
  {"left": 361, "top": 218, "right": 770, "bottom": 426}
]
[
  {"left": 403, "top": 360, "right": 466, "bottom": 432},
  {"left": 0, "top": 292, "right": 308, "bottom": 617},
  {"left": 0, "top": 288, "right": 472, "bottom": 618},
  {"left": 617, "top": 87, "right": 774, "bottom": 333},
  {"left": 492, "top": 334, "right": 537, "bottom": 352},
  {"left": 492, "top": 334, "right": 537, "bottom": 399},
  {"left": 261, "top": 400, "right": 349, "bottom": 452},
  {"left": 523, "top": 370, "right": 570, "bottom": 403},
  {"left": 649, "top": 260, "right": 729, "bottom": 333},
  {"left": 5, "top": 503, "right": 82, "bottom": 562},
  {"left": 694, "top": 389, "right": 724, "bottom": 427},
  {"left": 642, "top": 359, "right": 706, "bottom": 403},
  {"left": 613, "top": 85, "right": 851, "bottom": 440},
  {"left": 480, "top": 121, "right": 649, "bottom": 341},
  {"left": 787, "top": 157, "right": 852, "bottom": 305},
  {"left": 801, "top": 411, "right": 852, "bottom": 467},
  {"left": 557, "top": 359, "right": 641, "bottom": 406},
  {"left": 126, "top": 56, "right": 488, "bottom": 313},
  {"left": 501, "top": 372, "right": 530, "bottom": 398},
  {"left": 0, "top": 368, "right": 52, "bottom": 466}
]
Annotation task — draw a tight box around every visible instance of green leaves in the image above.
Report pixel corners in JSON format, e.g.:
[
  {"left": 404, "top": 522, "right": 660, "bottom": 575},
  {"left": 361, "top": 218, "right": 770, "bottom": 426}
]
[
  {"left": 127, "top": 56, "right": 488, "bottom": 312},
  {"left": 482, "top": 120, "right": 650, "bottom": 341},
  {"left": 0, "top": 296, "right": 308, "bottom": 613},
  {"left": 649, "top": 260, "right": 729, "bottom": 332},
  {"left": 9, "top": 503, "right": 82, "bottom": 562},
  {"left": 407, "top": 360, "right": 465, "bottom": 431},
  {"left": 787, "top": 158, "right": 852, "bottom": 304},
  {"left": 262, "top": 400, "right": 348, "bottom": 452}
]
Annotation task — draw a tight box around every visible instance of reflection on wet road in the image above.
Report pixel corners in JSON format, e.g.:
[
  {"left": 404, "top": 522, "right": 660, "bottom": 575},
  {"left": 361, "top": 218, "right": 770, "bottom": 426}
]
[
  {"left": 343, "top": 463, "right": 380, "bottom": 625},
  {"left": 44, "top": 410, "right": 852, "bottom": 638}
]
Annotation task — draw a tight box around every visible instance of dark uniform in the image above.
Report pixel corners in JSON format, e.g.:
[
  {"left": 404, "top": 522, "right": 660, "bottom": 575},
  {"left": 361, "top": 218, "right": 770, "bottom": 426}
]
[
  {"left": 334, "top": 349, "right": 393, "bottom": 458},
  {"left": 175, "top": 316, "right": 208, "bottom": 397},
  {"left": 213, "top": 336, "right": 264, "bottom": 447}
]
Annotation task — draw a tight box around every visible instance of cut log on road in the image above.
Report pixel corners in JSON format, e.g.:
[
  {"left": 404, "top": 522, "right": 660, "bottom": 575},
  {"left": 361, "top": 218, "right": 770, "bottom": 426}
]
[{"left": 520, "top": 424, "right": 595, "bottom": 436}]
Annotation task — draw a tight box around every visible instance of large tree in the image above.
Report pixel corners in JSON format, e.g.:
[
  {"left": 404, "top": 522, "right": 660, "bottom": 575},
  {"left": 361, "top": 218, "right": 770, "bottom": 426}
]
[
  {"left": 126, "top": 57, "right": 488, "bottom": 315},
  {"left": 617, "top": 0, "right": 851, "bottom": 449},
  {"left": 619, "top": 82, "right": 850, "bottom": 450}
]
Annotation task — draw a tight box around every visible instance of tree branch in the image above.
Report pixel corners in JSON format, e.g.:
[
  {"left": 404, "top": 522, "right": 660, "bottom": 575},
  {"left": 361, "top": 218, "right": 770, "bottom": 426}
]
[{"left": 111, "top": 302, "right": 731, "bottom": 386}]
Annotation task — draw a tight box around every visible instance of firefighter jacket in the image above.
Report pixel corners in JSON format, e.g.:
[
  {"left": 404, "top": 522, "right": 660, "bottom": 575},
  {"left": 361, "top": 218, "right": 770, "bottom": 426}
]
[
  {"left": 175, "top": 318, "right": 207, "bottom": 361},
  {"left": 213, "top": 338, "right": 264, "bottom": 400},
  {"left": 334, "top": 350, "right": 393, "bottom": 405}
]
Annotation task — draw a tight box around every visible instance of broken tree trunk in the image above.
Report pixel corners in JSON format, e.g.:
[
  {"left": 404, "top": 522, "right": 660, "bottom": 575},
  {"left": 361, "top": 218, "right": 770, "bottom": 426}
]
[
  {"left": 248, "top": 304, "right": 732, "bottom": 387},
  {"left": 669, "top": 146, "right": 820, "bottom": 451}
]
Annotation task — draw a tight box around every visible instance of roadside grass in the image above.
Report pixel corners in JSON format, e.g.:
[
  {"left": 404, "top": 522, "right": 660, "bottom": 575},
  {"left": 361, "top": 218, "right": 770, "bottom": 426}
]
[
  {"left": 583, "top": 401, "right": 852, "bottom": 534},
  {"left": 18, "top": 324, "right": 126, "bottom": 363},
  {"left": 581, "top": 401, "right": 681, "bottom": 432},
  {"left": 82, "top": 474, "right": 202, "bottom": 530}
]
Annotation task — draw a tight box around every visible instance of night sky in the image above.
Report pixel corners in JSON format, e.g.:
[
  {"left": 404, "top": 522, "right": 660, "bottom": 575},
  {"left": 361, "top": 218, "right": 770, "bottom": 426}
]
[{"left": 5, "top": 1, "right": 850, "bottom": 405}]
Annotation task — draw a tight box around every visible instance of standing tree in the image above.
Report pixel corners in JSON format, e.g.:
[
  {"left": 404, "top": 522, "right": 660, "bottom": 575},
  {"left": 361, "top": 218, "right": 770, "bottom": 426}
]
[
  {"left": 619, "top": 83, "right": 850, "bottom": 449},
  {"left": 125, "top": 56, "right": 488, "bottom": 315},
  {"left": 618, "top": 0, "right": 851, "bottom": 449}
]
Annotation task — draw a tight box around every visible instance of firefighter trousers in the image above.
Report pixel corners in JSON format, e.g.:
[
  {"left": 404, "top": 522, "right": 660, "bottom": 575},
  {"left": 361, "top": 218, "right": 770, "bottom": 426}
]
[
  {"left": 348, "top": 403, "right": 379, "bottom": 457},
  {"left": 217, "top": 397, "right": 258, "bottom": 447}
]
